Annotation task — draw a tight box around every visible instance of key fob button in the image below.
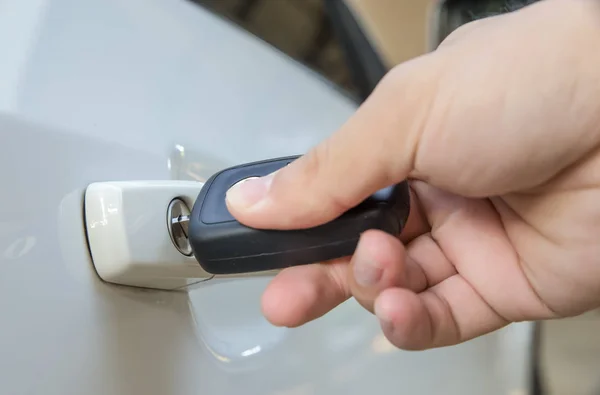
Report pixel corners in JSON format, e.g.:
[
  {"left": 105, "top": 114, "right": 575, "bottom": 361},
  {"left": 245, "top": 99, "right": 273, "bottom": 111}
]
[
  {"left": 230, "top": 176, "right": 259, "bottom": 189},
  {"left": 199, "top": 159, "right": 291, "bottom": 225}
]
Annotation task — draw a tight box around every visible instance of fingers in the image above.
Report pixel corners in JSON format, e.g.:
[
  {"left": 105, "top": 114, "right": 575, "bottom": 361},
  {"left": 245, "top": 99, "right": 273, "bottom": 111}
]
[
  {"left": 345, "top": 184, "right": 433, "bottom": 312},
  {"left": 405, "top": 233, "right": 457, "bottom": 288},
  {"left": 261, "top": 259, "right": 350, "bottom": 327},
  {"left": 362, "top": 181, "right": 528, "bottom": 350},
  {"left": 348, "top": 229, "right": 427, "bottom": 313},
  {"left": 262, "top": 228, "right": 434, "bottom": 328},
  {"left": 373, "top": 276, "right": 509, "bottom": 350},
  {"left": 225, "top": 54, "right": 441, "bottom": 230}
]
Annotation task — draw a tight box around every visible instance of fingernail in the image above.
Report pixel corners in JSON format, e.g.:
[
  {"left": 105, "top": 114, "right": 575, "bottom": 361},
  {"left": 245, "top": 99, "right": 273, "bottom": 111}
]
[
  {"left": 353, "top": 258, "right": 382, "bottom": 287},
  {"left": 226, "top": 172, "right": 275, "bottom": 210},
  {"left": 374, "top": 295, "right": 393, "bottom": 324}
]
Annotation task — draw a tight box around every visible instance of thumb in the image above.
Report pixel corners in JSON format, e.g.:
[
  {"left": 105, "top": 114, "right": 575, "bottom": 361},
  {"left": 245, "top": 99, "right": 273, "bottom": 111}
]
[{"left": 226, "top": 55, "right": 439, "bottom": 230}]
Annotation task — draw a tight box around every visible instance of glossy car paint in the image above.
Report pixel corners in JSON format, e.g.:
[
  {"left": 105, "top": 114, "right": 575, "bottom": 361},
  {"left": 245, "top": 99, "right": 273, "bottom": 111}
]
[{"left": 0, "top": 0, "right": 534, "bottom": 394}]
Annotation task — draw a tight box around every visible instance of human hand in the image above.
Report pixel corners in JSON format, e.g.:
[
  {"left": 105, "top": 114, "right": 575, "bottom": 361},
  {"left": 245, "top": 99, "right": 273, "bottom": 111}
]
[{"left": 226, "top": 0, "right": 600, "bottom": 350}]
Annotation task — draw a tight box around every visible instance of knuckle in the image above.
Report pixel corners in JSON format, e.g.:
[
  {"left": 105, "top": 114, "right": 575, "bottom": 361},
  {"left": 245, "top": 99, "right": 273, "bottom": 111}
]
[
  {"left": 324, "top": 261, "right": 351, "bottom": 301},
  {"left": 303, "top": 141, "right": 356, "bottom": 214},
  {"left": 301, "top": 142, "right": 328, "bottom": 183}
]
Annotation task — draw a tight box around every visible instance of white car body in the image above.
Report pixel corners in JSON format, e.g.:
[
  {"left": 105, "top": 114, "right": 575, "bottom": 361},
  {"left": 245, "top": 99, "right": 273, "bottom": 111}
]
[{"left": 0, "top": 0, "right": 534, "bottom": 394}]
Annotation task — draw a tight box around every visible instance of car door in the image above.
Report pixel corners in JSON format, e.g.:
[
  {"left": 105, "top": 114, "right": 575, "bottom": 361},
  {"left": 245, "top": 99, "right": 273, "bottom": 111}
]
[{"left": 0, "top": 0, "right": 534, "bottom": 394}]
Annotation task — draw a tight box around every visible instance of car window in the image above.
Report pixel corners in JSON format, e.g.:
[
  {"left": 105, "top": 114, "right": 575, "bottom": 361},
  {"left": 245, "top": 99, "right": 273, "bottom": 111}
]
[
  {"left": 190, "top": 0, "right": 359, "bottom": 96},
  {"left": 433, "top": 0, "right": 541, "bottom": 46}
]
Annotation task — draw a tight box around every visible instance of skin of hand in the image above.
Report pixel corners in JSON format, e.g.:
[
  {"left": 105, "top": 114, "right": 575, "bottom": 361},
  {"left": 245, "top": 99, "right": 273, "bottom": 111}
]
[{"left": 225, "top": 0, "right": 600, "bottom": 350}]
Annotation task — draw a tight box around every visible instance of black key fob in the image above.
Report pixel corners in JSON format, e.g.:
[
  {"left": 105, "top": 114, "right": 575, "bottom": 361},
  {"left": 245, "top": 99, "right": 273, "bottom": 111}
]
[{"left": 188, "top": 155, "right": 410, "bottom": 275}]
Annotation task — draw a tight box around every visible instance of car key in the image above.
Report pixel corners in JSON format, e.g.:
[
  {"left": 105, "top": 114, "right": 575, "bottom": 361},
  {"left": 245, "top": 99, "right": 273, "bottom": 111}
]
[{"left": 187, "top": 155, "right": 410, "bottom": 275}]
